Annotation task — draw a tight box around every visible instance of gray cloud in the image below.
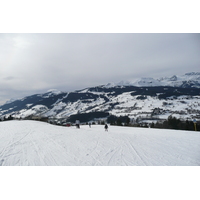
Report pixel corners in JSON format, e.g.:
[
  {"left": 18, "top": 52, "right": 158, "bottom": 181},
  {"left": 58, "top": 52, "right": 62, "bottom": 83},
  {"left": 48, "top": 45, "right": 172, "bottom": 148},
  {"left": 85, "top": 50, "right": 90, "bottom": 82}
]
[
  {"left": 0, "top": 33, "right": 200, "bottom": 105},
  {"left": 3, "top": 76, "right": 17, "bottom": 81}
]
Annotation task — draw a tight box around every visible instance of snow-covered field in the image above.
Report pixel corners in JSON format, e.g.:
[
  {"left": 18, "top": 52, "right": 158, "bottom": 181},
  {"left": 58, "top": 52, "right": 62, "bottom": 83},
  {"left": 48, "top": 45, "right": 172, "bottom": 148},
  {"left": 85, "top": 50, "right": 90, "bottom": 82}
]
[{"left": 0, "top": 120, "right": 199, "bottom": 166}]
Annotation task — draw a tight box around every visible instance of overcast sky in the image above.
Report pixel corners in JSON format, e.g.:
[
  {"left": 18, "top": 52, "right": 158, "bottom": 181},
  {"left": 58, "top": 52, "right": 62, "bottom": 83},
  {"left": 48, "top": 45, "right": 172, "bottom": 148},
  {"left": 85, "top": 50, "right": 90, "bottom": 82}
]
[{"left": 0, "top": 33, "right": 200, "bottom": 105}]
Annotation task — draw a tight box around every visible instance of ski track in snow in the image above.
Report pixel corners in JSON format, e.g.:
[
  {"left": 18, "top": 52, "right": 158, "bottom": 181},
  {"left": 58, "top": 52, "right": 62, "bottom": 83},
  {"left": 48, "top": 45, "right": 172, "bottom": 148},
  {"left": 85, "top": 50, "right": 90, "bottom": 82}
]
[{"left": 0, "top": 120, "right": 200, "bottom": 166}]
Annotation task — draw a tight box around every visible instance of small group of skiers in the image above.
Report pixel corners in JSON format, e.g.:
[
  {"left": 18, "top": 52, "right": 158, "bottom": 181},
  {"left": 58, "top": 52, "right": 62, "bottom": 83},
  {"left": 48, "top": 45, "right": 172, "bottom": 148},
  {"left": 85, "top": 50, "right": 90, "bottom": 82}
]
[{"left": 75, "top": 119, "right": 108, "bottom": 131}]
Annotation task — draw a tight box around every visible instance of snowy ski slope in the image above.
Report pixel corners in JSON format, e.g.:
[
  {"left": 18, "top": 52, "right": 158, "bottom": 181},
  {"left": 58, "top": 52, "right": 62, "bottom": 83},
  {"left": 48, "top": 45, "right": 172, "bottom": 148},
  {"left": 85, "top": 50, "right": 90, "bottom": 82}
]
[{"left": 0, "top": 120, "right": 199, "bottom": 166}]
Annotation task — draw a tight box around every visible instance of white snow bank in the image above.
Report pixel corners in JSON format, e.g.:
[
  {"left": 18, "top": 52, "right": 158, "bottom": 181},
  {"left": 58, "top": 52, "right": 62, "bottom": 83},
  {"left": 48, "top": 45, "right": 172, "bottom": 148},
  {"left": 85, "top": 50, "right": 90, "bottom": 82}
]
[{"left": 0, "top": 120, "right": 199, "bottom": 166}]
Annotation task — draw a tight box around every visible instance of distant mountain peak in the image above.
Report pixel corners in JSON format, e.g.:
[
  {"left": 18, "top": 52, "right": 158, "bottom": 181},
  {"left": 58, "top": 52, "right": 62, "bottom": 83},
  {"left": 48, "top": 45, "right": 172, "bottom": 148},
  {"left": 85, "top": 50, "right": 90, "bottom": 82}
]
[
  {"left": 46, "top": 89, "right": 62, "bottom": 95},
  {"left": 185, "top": 72, "right": 200, "bottom": 76},
  {"left": 169, "top": 75, "right": 177, "bottom": 81}
]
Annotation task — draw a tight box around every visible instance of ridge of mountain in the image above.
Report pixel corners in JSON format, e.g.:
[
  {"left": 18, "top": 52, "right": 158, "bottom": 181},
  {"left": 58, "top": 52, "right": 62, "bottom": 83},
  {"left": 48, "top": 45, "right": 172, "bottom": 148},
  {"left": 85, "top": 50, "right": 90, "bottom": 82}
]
[
  {"left": 104, "top": 72, "right": 200, "bottom": 88},
  {"left": 1, "top": 72, "right": 200, "bottom": 123}
]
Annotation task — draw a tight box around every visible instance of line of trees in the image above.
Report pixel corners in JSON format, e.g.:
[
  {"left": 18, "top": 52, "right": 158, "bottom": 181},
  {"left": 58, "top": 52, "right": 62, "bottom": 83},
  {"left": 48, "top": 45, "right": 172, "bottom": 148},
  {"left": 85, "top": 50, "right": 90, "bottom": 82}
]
[
  {"left": 150, "top": 116, "right": 199, "bottom": 131},
  {"left": 107, "top": 115, "right": 130, "bottom": 126},
  {"left": 1, "top": 113, "right": 198, "bottom": 132},
  {"left": 107, "top": 115, "right": 199, "bottom": 131},
  {"left": 0, "top": 115, "right": 14, "bottom": 121}
]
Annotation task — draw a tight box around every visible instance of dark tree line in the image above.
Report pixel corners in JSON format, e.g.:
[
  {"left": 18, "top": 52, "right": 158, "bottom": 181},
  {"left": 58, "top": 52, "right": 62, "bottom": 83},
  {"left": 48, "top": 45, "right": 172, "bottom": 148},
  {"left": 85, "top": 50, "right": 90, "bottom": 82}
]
[
  {"left": 1, "top": 112, "right": 198, "bottom": 132},
  {"left": 150, "top": 116, "right": 199, "bottom": 131},
  {"left": 0, "top": 115, "right": 14, "bottom": 121},
  {"left": 67, "top": 112, "right": 109, "bottom": 123},
  {"left": 107, "top": 115, "right": 130, "bottom": 126},
  {"left": 107, "top": 114, "right": 199, "bottom": 131}
]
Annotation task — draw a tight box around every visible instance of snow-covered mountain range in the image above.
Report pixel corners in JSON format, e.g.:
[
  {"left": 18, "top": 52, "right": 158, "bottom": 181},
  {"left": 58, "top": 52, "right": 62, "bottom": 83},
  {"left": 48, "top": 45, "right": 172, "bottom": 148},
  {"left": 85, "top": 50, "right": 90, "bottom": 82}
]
[
  {"left": 1, "top": 72, "right": 200, "bottom": 123},
  {"left": 106, "top": 72, "right": 200, "bottom": 88}
]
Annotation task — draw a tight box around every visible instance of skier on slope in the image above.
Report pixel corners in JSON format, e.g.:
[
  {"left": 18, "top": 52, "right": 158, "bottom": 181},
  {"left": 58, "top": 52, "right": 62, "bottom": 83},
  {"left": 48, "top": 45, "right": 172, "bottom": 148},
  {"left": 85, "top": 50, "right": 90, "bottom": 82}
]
[
  {"left": 104, "top": 124, "right": 108, "bottom": 131},
  {"left": 75, "top": 120, "right": 80, "bottom": 128}
]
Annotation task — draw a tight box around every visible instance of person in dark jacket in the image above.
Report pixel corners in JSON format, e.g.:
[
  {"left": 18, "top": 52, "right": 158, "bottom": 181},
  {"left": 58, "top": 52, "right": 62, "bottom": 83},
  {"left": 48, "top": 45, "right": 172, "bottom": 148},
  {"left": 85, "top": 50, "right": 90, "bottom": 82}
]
[{"left": 104, "top": 124, "right": 108, "bottom": 131}]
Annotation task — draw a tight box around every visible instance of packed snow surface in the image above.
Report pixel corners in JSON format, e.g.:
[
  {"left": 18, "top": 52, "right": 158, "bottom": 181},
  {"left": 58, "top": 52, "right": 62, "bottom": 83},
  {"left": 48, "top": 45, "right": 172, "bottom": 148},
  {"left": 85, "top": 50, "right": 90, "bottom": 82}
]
[{"left": 0, "top": 120, "right": 199, "bottom": 166}]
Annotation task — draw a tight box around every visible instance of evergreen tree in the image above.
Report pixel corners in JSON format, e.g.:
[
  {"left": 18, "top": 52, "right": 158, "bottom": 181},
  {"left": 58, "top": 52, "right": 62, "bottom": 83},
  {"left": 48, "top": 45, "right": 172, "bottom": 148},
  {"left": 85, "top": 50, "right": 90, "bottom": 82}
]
[
  {"left": 117, "top": 118, "right": 122, "bottom": 126},
  {"left": 167, "top": 116, "right": 180, "bottom": 130}
]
